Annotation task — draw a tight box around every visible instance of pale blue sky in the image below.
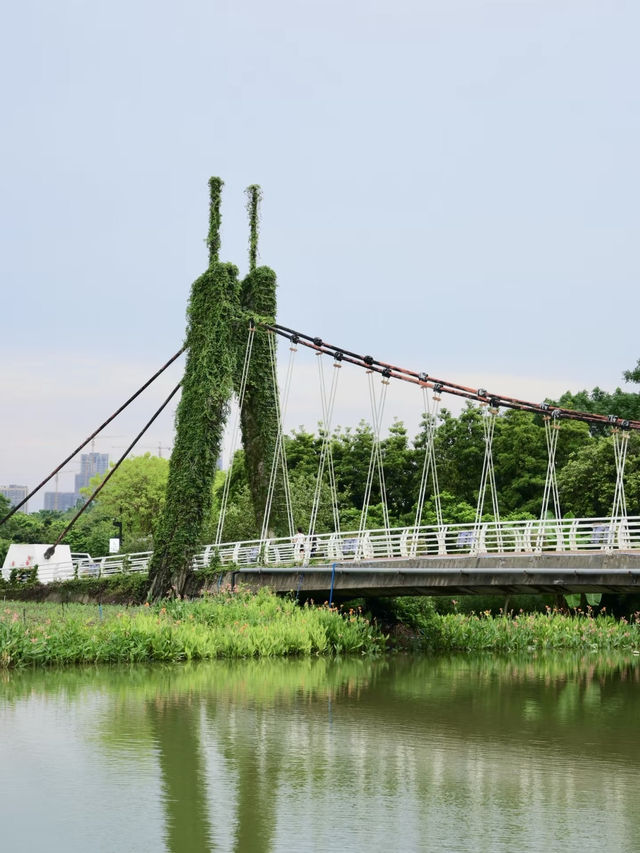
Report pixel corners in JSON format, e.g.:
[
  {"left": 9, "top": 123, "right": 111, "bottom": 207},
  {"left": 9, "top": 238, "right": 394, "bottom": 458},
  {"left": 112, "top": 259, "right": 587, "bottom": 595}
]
[{"left": 2, "top": 0, "right": 639, "bottom": 508}]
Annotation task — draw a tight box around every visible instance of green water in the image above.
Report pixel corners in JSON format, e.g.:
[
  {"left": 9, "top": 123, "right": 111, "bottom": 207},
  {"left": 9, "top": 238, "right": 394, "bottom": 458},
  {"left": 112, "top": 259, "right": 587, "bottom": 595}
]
[{"left": 1, "top": 653, "right": 639, "bottom": 853}]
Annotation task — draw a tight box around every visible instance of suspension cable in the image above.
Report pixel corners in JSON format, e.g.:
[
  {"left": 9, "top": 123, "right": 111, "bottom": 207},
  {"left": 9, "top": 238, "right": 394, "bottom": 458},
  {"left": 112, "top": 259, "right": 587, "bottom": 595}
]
[
  {"left": 412, "top": 385, "right": 442, "bottom": 551},
  {"left": 0, "top": 347, "right": 186, "bottom": 528},
  {"left": 260, "top": 332, "right": 296, "bottom": 541},
  {"left": 540, "top": 416, "right": 562, "bottom": 519},
  {"left": 308, "top": 353, "right": 342, "bottom": 537},
  {"left": 43, "top": 382, "right": 182, "bottom": 559},
  {"left": 537, "top": 415, "right": 563, "bottom": 553},
  {"left": 606, "top": 428, "right": 630, "bottom": 550},
  {"left": 215, "top": 324, "right": 255, "bottom": 544},
  {"left": 611, "top": 429, "right": 630, "bottom": 521},
  {"left": 473, "top": 404, "right": 501, "bottom": 552},
  {"left": 359, "top": 371, "right": 391, "bottom": 538}
]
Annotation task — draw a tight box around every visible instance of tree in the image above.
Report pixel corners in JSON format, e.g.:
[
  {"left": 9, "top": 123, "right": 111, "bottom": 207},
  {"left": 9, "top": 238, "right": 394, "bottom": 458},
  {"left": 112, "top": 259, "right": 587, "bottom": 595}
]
[
  {"left": 86, "top": 453, "right": 170, "bottom": 550},
  {"left": 553, "top": 385, "right": 640, "bottom": 433},
  {"left": 493, "top": 410, "right": 589, "bottom": 516},
  {"left": 62, "top": 505, "right": 121, "bottom": 557},
  {"left": 557, "top": 433, "right": 640, "bottom": 517},
  {"left": 623, "top": 358, "right": 640, "bottom": 385},
  {"left": 381, "top": 420, "right": 419, "bottom": 524},
  {"left": 434, "top": 405, "right": 485, "bottom": 507}
]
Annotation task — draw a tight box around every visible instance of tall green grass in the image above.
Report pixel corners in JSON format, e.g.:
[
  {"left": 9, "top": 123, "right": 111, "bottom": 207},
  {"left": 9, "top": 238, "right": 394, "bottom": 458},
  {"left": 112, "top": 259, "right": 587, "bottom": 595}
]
[
  {"left": 423, "top": 607, "right": 640, "bottom": 653},
  {"left": 0, "top": 588, "right": 385, "bottom": 668}
]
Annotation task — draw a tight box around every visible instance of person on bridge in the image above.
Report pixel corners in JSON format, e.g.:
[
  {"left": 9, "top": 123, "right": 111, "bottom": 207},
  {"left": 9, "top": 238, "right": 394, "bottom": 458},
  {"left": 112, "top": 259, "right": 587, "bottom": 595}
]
[{"left": 293, "top": 527, "right": 306, "bottom": 565}]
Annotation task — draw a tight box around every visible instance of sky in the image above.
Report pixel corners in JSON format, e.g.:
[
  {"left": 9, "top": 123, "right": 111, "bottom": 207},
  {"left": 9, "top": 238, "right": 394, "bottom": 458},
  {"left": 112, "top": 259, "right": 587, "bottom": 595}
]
[{"left": 2, "top": 0, "right": 639, "bottom": 510}]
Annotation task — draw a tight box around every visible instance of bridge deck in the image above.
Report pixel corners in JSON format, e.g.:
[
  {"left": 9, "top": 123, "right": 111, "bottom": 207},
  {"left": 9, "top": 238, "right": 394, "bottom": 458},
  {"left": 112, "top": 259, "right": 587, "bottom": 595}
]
[{"left": 216, "top": 552, "right": 640, "bottom": 599}]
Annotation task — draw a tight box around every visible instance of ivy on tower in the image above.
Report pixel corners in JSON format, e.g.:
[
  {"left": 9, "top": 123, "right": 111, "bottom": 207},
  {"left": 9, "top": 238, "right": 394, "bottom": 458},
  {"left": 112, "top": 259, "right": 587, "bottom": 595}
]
[{"left": 148, "top": 178, "right": 241, "bottom": 599}]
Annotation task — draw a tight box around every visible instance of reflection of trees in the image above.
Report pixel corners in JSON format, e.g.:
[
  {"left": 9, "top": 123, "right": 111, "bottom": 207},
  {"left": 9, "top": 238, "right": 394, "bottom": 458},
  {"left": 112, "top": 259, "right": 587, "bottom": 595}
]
[
  {"left": 146, "top": 692, "right": 213, "bottom": 853},
  {"left": 4, "top": 653, "right": 640, "bottom": 851}
]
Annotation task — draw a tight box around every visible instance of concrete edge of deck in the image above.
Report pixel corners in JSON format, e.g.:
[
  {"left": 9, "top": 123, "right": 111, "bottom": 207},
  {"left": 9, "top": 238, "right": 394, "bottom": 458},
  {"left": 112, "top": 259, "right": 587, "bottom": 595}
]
[{"left": 210, "top": 552, "right": 640, "bottom": 599}]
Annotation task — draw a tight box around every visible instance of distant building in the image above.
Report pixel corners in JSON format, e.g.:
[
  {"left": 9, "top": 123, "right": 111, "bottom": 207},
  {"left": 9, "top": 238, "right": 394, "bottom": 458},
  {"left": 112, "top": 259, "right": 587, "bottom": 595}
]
[
  {"left": 0, "top": 484, "right": 29, "bottom": 513},
  {"left": 44, "top": 491, "right": 77, "bottom": 512},
  {"left": 74, "top": 453, "right": 109, "bottom": 500}
]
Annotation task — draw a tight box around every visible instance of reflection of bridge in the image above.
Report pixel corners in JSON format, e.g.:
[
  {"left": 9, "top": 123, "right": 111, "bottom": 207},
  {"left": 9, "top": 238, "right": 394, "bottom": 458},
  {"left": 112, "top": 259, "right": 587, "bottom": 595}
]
[{"left": 38, "top": 515, "right": 640, "bottom": 597}]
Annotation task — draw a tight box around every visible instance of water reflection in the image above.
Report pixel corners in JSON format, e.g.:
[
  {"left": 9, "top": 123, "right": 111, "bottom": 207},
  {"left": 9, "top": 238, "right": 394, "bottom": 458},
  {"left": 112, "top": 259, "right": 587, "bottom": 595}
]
[
  {"left": 1, "top": 654, "right": 639, "bottom": 852},
  {"left": 148, "top": 692, "right": 213, "bottom": 852}
]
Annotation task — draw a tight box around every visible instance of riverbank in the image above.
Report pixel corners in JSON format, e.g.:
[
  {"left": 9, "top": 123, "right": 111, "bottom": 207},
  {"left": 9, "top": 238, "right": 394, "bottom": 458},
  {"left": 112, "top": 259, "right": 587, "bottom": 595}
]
[
  {"left": 3, "top": 584, "right": 639, "bottom": 668},
  {"left": 419, "top": 608, "right": 640, "bottom": 652},
  {"left": 371, "top": 595, "right": 640, "bottom": 653},
  {"left": 0, "top": 588, "right": 385, "bottom": 667}
]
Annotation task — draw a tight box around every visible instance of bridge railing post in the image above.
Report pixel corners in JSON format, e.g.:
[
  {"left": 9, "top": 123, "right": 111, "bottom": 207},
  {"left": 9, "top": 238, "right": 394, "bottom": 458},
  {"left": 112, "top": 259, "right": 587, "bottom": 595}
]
[
  {"left": 400, "top": 528, "right": 410, "bottom": 558},
  {"left": 328, "top": 533, "right": 343, "bottom": 561},
  {"left": 568, "top": 519, "right": 578, "bottom": 550},
  {"left": 523, "top": 521, "right": 534, "bottom": 553},
  {"left": 471, "top": 523, "right": 488, "bottom": 556}
]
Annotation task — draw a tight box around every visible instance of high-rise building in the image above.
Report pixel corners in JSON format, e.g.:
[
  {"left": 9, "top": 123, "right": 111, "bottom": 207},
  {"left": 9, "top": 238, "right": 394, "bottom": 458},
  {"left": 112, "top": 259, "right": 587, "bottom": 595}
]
[
  {"left": 44, "top": 491, "right": 78, "bottom": 512},
  {"left": 0, "top": 484, "right": 29, "bottom": 513},
  {"left": 74, "top": 453, "right": 109, "bottom": 499}
]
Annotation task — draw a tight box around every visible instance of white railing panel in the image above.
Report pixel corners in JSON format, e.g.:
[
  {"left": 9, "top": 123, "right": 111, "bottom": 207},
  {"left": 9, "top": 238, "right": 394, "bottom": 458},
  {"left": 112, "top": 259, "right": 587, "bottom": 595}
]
[{"left": 10, "top": 516, "right": 637, "bottom": 584}]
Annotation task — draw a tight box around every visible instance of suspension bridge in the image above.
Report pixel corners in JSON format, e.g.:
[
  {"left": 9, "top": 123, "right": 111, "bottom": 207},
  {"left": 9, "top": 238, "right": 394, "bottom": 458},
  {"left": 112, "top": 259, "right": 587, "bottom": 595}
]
[
  {"left": 2, "top": 179, "right": 639, "bottom": 600},
  {"left": 6, "top": 321, "right": 640, "bottom": 600}
]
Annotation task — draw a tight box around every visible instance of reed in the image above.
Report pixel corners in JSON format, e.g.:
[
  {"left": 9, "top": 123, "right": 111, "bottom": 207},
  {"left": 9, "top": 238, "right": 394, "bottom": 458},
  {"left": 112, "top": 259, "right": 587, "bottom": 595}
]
[
  {"left": 423, "top": 607, "right": 640, "bottom": 653},
  {"left": 0, "top": 588, "right": 385, "bottom": 668}
]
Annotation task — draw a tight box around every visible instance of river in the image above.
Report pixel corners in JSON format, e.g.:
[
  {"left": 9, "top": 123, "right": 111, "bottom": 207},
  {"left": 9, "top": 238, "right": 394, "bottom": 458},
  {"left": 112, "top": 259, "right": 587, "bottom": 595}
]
[{"left": 1, "top": 653, "right": 639, "bottom": 852}]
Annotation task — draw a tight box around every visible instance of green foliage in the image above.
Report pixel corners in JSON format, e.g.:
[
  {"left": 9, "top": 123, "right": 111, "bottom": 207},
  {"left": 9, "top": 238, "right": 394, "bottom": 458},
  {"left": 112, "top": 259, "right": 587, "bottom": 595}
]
[
  {"left": 422, "top": 608, "right": 640, "bottom": 653},
  {"left": 623, "top": 358, "right": 640, "bottom": 385},
  {"left": 433, "top": 405, "right": 485, "bottom": 506},
  {"left": 8, "top": 566, "right": 38, "bottom": 585},
  {"left": 85, "top": 453, "right": 170, "bottom": 549},
  {"left": 0, "top": 492, "right": 10, "bottom": 519},
  {"left": 552, "top": 379, "right": 640, "bottom": 434},
  {"left": 62, "top": 505, "right": 116, "bottom": 555},
  {"left": 214, "top": 482, "right": 259, "bottom": 542},
  {"left": 149, "top": 259, "right": 240, "bottom": 598},
  {"left": 0, "top": 509, "right": 68, "bottom": 563},
  {"left": 207, "top": 176, "right": 223, "bottom": 265},
  {"left": 236, "top": 269, "right": 280, "bottom": 533},
  {"left": 557, "top": 433, "right": 640, "bottom": 516},
  {"left": 246, "top": 184, "right": 261, "bottom": 272},
  {"left": 0, "top": 572, "right": 150, "bottom": 604},
  {"left": 370, "top": 596, "right": 437, "bottom": 635},
  {"left": 0, "top": 589, "right": 386, "bottom": 667}
]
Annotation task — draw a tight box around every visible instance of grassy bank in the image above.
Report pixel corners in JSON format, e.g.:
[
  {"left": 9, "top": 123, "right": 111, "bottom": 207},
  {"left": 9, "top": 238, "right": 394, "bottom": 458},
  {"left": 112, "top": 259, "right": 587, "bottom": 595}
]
[
  {"left": 0, "top": 587, "right": 385, "bottom": 668},
  {"left": 408, "top": 606, "right": 640, "bottom": 652}
]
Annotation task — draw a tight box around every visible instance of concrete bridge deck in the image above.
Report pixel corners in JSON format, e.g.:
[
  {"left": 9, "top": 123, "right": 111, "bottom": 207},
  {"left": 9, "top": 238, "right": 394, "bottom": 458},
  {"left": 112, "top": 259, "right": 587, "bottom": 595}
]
[{"left": 217, "top": 552, "right": 640, "bottom": 600}]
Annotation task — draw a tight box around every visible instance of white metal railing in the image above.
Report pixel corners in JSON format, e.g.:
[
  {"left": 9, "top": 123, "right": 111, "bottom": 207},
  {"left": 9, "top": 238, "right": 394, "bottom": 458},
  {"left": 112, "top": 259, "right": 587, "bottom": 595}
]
[{"left": 5, "top": 516, "right": 640, "bottom": 585}]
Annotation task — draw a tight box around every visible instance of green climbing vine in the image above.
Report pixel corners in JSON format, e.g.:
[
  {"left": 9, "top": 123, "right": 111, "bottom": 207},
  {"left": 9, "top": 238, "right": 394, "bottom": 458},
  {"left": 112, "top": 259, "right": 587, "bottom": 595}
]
[
  {"left": 246, "top": 184, "right": 261, "bottom": 272},
  {"left": 148, "top": 178, "right": 242, "bottom": 599},
  {"left": 148, "top": 178, "right": 285, "bottom": 598},
  {"left": 147, "top": 177, "right": 288, "bottom": 598},
  {"left": 231, "top": 184, "right": 285, "bottom": 537},
  {"left": 207, "top": 176, "right": 223, "bottom": 265},
  {"left": 236, "top": 267, "right": 280, "bottom": 535}
]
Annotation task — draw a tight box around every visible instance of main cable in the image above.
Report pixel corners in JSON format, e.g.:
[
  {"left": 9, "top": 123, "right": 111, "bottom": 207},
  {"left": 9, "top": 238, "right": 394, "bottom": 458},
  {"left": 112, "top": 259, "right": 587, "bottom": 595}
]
[
  {"left": 44, "top": 382, "right": 182, "bottom": 559},
  {"left": 263, "top": 323, "right": 640, "bottom": 432},
  {"left": 0, "top": 347, "right": 185, "bottom": 528}
]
